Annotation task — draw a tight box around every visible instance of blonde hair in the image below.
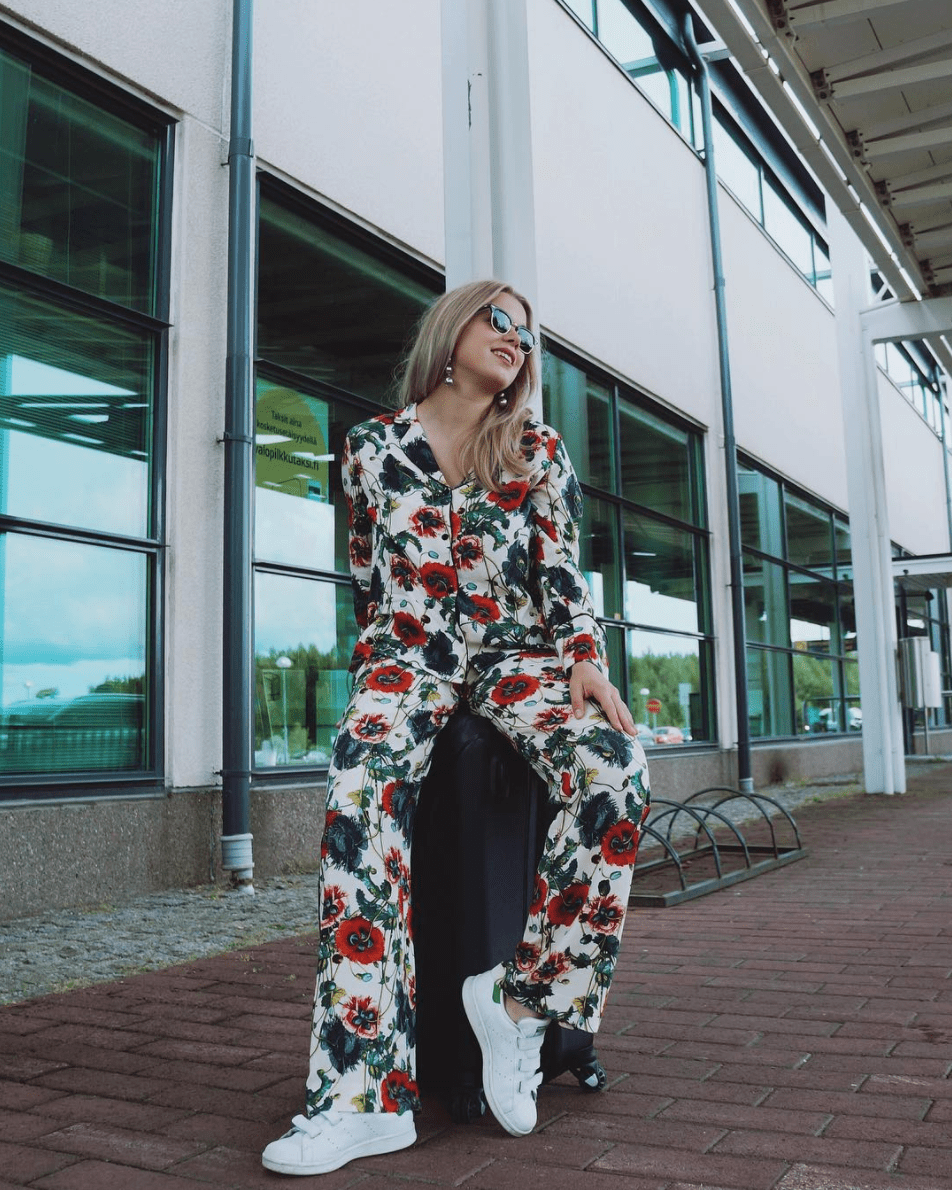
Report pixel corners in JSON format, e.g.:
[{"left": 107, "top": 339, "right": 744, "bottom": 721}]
[{"left": 395, "top": 280, "right": 540, "bottom": 491}]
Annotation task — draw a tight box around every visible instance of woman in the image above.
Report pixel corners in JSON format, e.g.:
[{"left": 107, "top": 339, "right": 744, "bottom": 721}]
[{"left": 263, "top": 280, "right": 650, "bottom": 1177}]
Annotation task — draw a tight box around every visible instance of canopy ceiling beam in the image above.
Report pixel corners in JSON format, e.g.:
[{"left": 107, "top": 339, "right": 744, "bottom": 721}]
[
  {"left": 864, "top": 124, "right": 952, "bottom": 160},
  {"left": 783, "top": 0, "right": 925, "bottom": 33},
  {"left": 827, "top": 58, "right": 952, "bottom": 102},
  {"left": 824, "top": 27, "right": 952, "bottom": 84},
  {"left": 863, "top": 98, "right": 952, "bottom": 141}
]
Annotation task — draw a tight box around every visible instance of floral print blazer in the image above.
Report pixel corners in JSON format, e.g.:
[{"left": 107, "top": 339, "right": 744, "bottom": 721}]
[{"left": 342, "top": 404, "right": 608, "bottom": 683}]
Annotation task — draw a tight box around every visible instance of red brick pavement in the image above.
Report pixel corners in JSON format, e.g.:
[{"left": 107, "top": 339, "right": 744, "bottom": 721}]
[{"left": 1, "top": 767, "right": 951, "bottom": 1189}]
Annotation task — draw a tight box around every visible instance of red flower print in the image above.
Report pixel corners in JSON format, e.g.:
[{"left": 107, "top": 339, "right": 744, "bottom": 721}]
[
  {"left": 341, "top": 994, "right": 379, "bottom": 1038},
  {"left": 547, "top": 882, "right": 590, "bottom": 927},
  {"left": 488, "top": 480, "right": 528, "bottom": 510},
  {"left": 384, "top": 847, "right": 404, "bottom": 884},
  {"left": 534, "top": 707, "right": 571, "bottom": 732},
  {"left": 452, "top": 535, "right": 483, "bottom": 569},
  {"left": 393, "top": 612, "right": 427, "bottom": 647},
  {"left": 381, "top": 1068, "right": 420, "bottom": 1114},
  {"left": 408, "top": 974, "right": 417, "bottom": 1008},
  {"left": 420, "top": 562, "right": 458, "bottom": 597},
  {"left": 566, "top": 634, "right": 599, "bottom": 663},
  {"left": 351, "top": 639, "right": 373, "bottom": 667},
  {"left": 335, "top": 916, "right": 385, "bottom": 964},
  {"left": 546, "top": 435, "right": 559, "bottom": 461},
  {"left": 390, "top": 555, "right": 418, "bottom": 590},
  {"left": 351, "top": 712, "right": 391, "bottom": 742},
  {"left": 520, "top": 429, "right": 542, "bottom": 453},
  {"left": 529, "top": 874, "right": 548, "bottom": 916},
  {"left": 410, "top": 506, "right": 444, "bottom": 537},
  {"left": 530, "top": 536, "right": 545, "bottom": 563},
  {"left": 491, "top": 673, "right": 540, "bottom": 705},
  {"left": 515, "top": 941, "right": 541, "bottom": 971},
  {"left": 535, "top": 514, "right": 557, "bottom": 542},
  {"left": 321, "top": 810, "right": 338, "bottom": 859},
  {"left": 381, "top": 781, "right": 400, "bottom": 816},
  {"left": 601, "top": 819, "right": 642, "bottom": 866},
  {"left": 321, "top": 884, "right": 346, "bottom": 927},
  {"left": 560, "top": 771, "right": 573, "bottom": 801},
  {"left": 451, "top": 510, "right": 462, "bottom": 538},
  {"left": 365, "top": 664, "right": 413, "bottom": 693},
  {"left": 350, "top": 537, "right": 371, "bottom": 567},
  {"left": 529, "top": 950, "right": 571, "bottom": 984},
  {"left": 468, "top": 594, "right": 501, "bottom": 623},
  {"left": 584, "top": 894, "right": 625, "bottom": 935}
]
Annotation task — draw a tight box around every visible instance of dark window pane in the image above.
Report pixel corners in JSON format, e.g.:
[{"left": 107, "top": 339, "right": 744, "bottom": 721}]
[
  {"left": 0, "top": 533, "right": 148, "bottom": 773},
  {"left": 0, "top": 285, "right": 153, "bottom": 537},
  {"left": 0, "top": 48, "right": 160, "bottom": 313},
  {"left": 789, "top": 572, "right": 837, "bottom": 653},
  {"left": 542, "top": 355, "right": 614, "bottom": 490},
  {"left": 763, "top": 177, "right": 814, "bottom": 277},
  {"left": 627, "top": 629, "right": 709, "bottom": 742},
  {"left": 713, "top": 118, "right": 761, "bottom": 218},
  {"left": 257, "top": 196, "right": 438, "bottom": 401},
  {"left": 254, "top": 574, "right": 357, "bottom": 768},
  {"left": 623, "top": 510, "right": 700, "bottom": 632},
  {"left": 739, "top": 464, "right": 783, "bottom": 556},
  {"left": 834, "top": 517, "right": 851, "bottom": 580},
  {"left": 619, "top": 399, "right": 695, "bottom": 522},
  {"left": 747, "top": 646, "right": 792, "bottom": 738},
  {"left": 580, "top": 497, "right": 621, "bottom": 619},
  {"left": 793, "top": 652, "right": 839, "bottom": 735},
  {"left": 785, "top": 492, "right": 832, "bottom": 571},
  {"left": 743, "top": 553, "right": 789, "bottom": 648}
]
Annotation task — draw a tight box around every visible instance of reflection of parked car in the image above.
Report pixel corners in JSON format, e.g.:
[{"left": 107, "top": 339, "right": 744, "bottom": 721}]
[
  {"left": 0, "top": 694, "right": 144, "bottom": 773},
  {"left": 653, "top": 725, "right": 684, "bottom": 745},
  {"left": 633, "top": 723, "right": 655, "bottom": 746}
]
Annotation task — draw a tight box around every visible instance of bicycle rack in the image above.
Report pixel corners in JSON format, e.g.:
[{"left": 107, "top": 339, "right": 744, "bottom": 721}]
[{"left": 628, "top": 785, "right": 808, "bottom": 907}]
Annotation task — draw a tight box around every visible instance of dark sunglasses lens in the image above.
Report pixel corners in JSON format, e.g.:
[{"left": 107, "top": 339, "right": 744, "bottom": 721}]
[
  {"left": 517, "top": 329, "right": 535, "bottom": 353},
  {"left": 489, "top": 306, "right": 512, "bottom": 334}
]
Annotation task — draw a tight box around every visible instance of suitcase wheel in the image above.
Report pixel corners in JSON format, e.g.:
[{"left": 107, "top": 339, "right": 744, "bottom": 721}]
[
  {"left": 569, "top": 1057, "right": 607, "bottom": 1092},
  {"left": 449, "top": 1087, "right": 487, "bottom": 1124}
]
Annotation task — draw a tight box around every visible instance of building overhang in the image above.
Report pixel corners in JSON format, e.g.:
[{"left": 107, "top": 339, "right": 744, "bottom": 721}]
[
  {"left": 893, "top": 553, "right": 952, "bottom": 592},
  {"left": 695, "top": 0, "right": 952, "bottom": 375}
]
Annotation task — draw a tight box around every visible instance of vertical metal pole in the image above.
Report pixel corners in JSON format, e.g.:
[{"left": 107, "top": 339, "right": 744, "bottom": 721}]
[
  {"left": 682, "top": 17, "right": 753, "bottom": 791},
  {"left": 221, "top": 0, "right": 256, "bottom": 890}
]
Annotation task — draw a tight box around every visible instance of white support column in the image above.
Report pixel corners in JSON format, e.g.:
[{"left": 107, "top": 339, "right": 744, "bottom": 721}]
[
  {"left": 828, "top": 205, "right": 905, "bottom": 794},
  {"left": 440, "top": 0, "right": 539, "bottom": 308}
]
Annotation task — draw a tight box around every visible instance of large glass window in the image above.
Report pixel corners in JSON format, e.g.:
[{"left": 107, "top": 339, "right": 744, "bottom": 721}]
[
  {"left": 254, "top": 183, "right": 441, "bottom": 772},
  {"left": 0, "top": 33, "right": 168, "bottom": 787},
  {"left": 740, "top": 459, "right": 855, "bottom": 739},
  {"left": 544, "top": 351, "right": 713, "bottom": 745}
]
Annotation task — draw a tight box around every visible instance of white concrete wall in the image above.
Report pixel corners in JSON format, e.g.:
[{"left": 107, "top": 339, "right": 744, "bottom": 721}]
[
  {"left": 880, "top": 372, "right": 951, "bottom": 557},
  {"left": 254, "top": 0, "right": 444, "bottom": 267}
]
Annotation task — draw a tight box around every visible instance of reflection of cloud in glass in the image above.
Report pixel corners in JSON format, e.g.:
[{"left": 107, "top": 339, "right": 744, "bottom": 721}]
[
  {"left": 11, "top": 356, "right": 135, "bottom": 399},
  {"left": 256, "top": 489, "right": 336, "bottom": 571},
  {"left": 255, "top": 571, "right": 338, "bottom": 657},
  {"left": 625, "top": 581, "right": 698, "bottom": 634},
  {"left": 628, "top": 629, "right": 698, "bottom": 659},
  {"left": 0, "top": 534, "right": 145, "bottom": 707}
]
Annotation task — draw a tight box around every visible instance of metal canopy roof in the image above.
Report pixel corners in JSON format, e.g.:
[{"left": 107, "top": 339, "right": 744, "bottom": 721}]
[
  {"left": 893, "top": 552, "right": 952, "bottom": 590},
  {"left": 697, "top": 0, "right": 952, "bottom": 366}
]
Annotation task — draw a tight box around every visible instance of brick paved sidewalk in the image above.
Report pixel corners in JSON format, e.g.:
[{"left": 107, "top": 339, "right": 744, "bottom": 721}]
[{"left": 1, "top": 766, "right": 951, "bottom": 1190}]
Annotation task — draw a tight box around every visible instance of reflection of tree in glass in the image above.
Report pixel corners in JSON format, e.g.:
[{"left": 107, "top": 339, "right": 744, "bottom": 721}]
[
  {"left": 90, "top": 674, "right": 144, "bottom": 694},
  {"left": 254, "top": 644, "right": 345, "bottom": 756},
  {"left": 626, "top": 652, "right": 699, "bottom": 730}
]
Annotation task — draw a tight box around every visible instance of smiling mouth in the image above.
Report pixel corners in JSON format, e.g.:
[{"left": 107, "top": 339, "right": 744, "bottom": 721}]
[{"left": 492, "top": 348, "right": 516, "bottom": 366}]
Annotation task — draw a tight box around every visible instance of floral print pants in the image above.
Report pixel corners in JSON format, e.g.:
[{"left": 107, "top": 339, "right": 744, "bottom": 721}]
[{"left": 306, "top": 646, "right": 650, "bottom": 1117}]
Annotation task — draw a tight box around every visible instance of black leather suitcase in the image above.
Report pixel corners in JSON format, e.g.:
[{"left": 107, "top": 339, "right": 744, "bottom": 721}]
[{"left": 412, "top": 704, "right": 606, "bottom": 1123}]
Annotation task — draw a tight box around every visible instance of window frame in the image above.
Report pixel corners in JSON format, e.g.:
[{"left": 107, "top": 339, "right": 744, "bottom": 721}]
[{"left": 0, "top": 23, "right": 174, "bottom": 798}]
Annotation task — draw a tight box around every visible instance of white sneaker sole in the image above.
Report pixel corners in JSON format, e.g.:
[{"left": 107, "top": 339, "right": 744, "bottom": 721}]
[
  {"left": 462, "top": 974, "right": 535, "bottom": 1137},
  {"left": 261, "top": 1122, "right": 416, "bottom": 1176}
]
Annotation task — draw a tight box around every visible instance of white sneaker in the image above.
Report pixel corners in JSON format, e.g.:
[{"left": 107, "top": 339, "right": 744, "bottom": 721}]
[
  {"left": 462, "top": 964, "right": 548, "bottom": 1136},
  {"left": 261, "top": 1110, "right": 416, "bottom": 1176}
]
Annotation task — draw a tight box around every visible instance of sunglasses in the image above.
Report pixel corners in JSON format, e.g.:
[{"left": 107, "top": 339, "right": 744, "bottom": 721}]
[{"left": 479, "top": 304, "right": 536, "bottom": 355}]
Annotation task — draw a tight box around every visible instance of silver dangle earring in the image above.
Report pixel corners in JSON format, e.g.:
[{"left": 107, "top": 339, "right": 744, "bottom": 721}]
[
  {"left": 497, "top": 392, "right": 509, "bottom": 409},
  {"left": 443, "top": 359, "right": 454, "bottom": 386}
]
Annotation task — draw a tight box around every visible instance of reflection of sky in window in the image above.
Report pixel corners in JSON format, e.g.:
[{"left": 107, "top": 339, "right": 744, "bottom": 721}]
[
  {"left": 628, "top": 628, "right": 698, "bottom": 659},
  {"left": 625, "top": 579, "right": 698, "bottom": 634},
  {"left": 255, "top": 571, "right": 339, "bottom": 657},
  {"left": 791, "top": 619, "right": 830, "bottom": 644},
  {"left": 0, "top": 534, "right": 145, "bottom": 706},
  {"left": 3, "top": 356, "right": 146, "bottom": 537}
]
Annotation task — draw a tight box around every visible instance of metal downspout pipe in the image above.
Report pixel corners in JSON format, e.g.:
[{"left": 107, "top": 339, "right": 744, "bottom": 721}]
[
  {"left": 682, "top": 15, "right": 753, "bottom": 792},
  {"left": 220, "top": 0, "right": 256, "bottom": 892}
]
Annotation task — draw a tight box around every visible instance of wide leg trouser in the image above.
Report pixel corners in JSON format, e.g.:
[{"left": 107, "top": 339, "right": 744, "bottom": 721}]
[{"left": 305, "top": 648, "right": 650, "bottom": 1116}]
